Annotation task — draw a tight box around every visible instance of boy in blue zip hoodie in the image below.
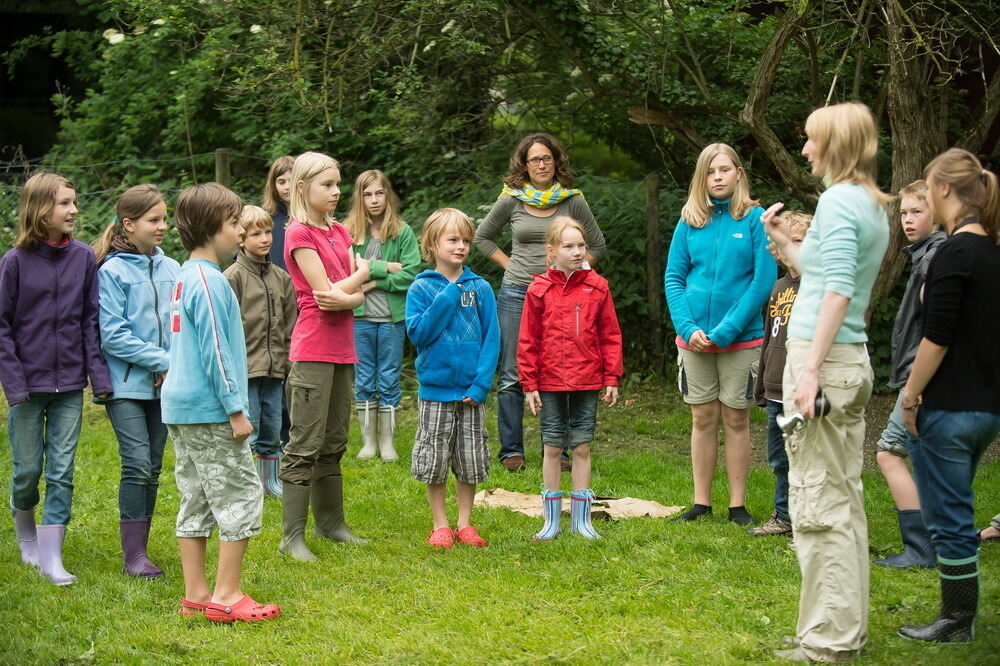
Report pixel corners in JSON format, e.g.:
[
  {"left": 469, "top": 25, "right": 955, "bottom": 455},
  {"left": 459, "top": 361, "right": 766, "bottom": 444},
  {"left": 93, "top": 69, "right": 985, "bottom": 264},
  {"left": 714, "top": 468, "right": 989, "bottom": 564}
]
[
  {"left": 161, "top": 183, "right": 280, "bottom": 623},
  {"left": 406, "top": 208, "right": 500, "bottom": 549}
]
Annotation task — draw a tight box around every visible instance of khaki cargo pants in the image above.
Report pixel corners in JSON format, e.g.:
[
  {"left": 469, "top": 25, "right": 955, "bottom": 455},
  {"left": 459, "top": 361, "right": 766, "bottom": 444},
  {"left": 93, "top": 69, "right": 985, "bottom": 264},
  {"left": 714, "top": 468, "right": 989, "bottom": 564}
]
[{"left": 783, "top": 338, "right": 873, "bottom": 664}]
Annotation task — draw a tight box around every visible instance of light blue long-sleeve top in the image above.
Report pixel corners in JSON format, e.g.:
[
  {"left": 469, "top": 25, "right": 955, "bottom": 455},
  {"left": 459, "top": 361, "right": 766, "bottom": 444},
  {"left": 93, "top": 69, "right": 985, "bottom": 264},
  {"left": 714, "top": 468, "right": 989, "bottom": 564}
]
[
  {"left": 789, "top": 183, "right": 889, "bottom": 343},
  {"left": 664, "top": 201, "right": 775, "bottom": 348},
  {"left": 161, "top": 258, "right": 248, "bottom": 424}
]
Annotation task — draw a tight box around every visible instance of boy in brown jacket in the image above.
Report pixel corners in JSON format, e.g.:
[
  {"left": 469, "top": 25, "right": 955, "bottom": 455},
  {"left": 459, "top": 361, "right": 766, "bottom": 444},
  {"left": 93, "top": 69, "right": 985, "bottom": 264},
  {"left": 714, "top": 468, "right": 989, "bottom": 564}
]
[
  {"left": 747, "top": 211, "right": 811, "bottom": 537},
  {"left": 225, "top": 205, "right": 297, "bottom": 497}
]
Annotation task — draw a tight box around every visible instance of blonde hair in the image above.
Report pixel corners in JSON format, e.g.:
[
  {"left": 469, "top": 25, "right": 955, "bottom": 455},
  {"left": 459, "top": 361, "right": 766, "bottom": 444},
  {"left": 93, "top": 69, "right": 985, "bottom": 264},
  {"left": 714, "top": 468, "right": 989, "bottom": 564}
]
[
  {"left": 239, "top": 205, "right": 273, "bottom": 233},
  {"left": 899, "top": 179, "right": 928, "bottom": 202},
  {"left": 345, "top": 170, "right": 404, "bottom": 244},
  {"left": 680, "top": 143, "right": 759, "bottom": 228},
  {"left": 924, "top": 148, "right": 1000, "bottom": 243},
  {"left": 544, "top": 216, "right": 587, "bottom": 263},
  {"left": 419, "top": 208, "right": 475, "bottom": 262},
  {"left": 15, "top": 172, "right": 75, "bottom": 249},
  {"left": 289, "top": 151, "right": 339, "bottom": 226},
  {"left": 174, "top": 183, "right": 243, "bottom": 252},
  {"left": 778, "top": 210, "right": 813, "bottom": 236},
  {"left": 804, "top": 102, "right": 891, "bottom": 207},
  {"left": 261, "top": 155, "right": 294, "bottom": 214},
  {"left": 93, "top": 184, "right": 166, "bottom": 263}
]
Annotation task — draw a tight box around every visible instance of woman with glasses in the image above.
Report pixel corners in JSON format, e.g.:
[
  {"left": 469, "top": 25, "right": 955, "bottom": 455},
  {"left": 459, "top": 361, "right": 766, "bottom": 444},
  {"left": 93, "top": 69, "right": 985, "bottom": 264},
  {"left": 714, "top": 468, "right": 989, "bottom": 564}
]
[{"left": 474, "top": 133, "right": 607, "bottom": 472}]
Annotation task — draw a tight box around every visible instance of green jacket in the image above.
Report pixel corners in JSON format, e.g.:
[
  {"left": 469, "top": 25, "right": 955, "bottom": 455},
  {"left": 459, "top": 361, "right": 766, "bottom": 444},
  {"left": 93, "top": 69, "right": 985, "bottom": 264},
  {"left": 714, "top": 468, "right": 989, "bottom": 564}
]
[{"left": 353, "top": 224, "right": 421, "bottom": 323}]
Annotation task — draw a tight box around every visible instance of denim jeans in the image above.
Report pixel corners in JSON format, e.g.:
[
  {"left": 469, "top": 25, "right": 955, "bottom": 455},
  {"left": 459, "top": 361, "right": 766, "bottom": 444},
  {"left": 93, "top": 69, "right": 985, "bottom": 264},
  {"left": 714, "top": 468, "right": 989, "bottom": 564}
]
[
  {"left": 247, "top": 377, "right": 284, "bottom": 456},
  {"left": 106, "top": 398, "right": 168, "bottom": 519},
  {"left": 539, "top": 391, "right": 599, "bottom": 448},
  {"left": 908, "top": 407, "right": 1000, "bottom": 561},
  {"left": 765, "top": 400, "right": 790, "bottom": 523},
  {"left": 8, "top": 391, "right": 83, "bottom": 525},
  {"left": 875, "top": 391, "right": 909, "bottom": 456},
  {"left": 354, "top": 320, "right": 404, "bottom": 407},
  {"left": 497, "top": 282, "right": 527, "bottom": 460}
]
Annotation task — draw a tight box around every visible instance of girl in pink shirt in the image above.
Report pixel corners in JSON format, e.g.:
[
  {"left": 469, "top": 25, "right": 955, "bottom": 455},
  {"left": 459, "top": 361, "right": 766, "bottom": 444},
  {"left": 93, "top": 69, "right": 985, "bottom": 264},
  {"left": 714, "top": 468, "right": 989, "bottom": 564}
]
[{"left": 278, "top": 151, "right": 371, "bottom": 562}]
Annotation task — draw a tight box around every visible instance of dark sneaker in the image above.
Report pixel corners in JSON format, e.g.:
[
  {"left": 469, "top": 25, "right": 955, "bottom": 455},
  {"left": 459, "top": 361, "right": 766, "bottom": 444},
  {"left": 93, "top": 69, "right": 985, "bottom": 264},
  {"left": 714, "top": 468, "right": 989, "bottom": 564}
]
[
  {"left": 502, "top": 455, "right": 526, "bottom": 472},
  {"left": 727, "top": 506, "right": 758, "bottom": 526},
  {"left": 560, "top": 457, "right": 573, "bottom": 473},
  {"left": 747, "top": 515, "right": 792, "bottom": 536}
]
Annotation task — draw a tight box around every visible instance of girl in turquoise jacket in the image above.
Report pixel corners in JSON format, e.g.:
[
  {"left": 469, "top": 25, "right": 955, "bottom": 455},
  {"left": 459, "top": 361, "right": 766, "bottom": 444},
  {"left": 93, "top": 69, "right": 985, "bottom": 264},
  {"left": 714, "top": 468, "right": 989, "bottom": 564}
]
[
  {"left": 94, "top": 184, "right": 180, "bottom": 579},
  {"left": 664, "top": 143, "right": 776, "bottom": 525}
]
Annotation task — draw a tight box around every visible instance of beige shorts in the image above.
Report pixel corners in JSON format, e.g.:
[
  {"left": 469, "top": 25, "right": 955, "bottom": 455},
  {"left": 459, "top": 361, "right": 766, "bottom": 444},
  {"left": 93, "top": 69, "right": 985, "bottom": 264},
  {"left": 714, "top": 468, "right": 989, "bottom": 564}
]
[{"left": 677, "top": 346, "right": 760, "bottom": 409}]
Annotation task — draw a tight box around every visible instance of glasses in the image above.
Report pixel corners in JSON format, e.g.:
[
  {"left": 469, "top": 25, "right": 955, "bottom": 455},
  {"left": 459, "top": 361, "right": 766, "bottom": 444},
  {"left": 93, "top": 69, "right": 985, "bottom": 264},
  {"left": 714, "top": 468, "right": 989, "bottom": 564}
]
[{"left": 526, "top": 156, "right": 554, "bottom": 166}]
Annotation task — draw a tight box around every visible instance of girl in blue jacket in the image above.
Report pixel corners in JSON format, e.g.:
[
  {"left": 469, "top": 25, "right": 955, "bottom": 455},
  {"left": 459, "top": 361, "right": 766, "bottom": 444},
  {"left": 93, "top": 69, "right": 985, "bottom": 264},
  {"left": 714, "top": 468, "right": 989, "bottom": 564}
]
[
  {"left": 94, "top": 184, "right": 180, "bottom": 578},
  {"left": 664, "top": 143, "right": 775, "bottom": 525}
]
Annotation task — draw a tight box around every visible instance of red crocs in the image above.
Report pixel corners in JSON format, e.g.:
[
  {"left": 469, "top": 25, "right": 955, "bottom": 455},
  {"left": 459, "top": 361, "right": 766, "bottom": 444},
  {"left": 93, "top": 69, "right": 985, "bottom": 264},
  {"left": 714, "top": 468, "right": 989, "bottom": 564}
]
[
  {"left": 179, "top": 599, "right": 207, "bottom": 616},
  {"left": 454, "top": 526, "right": 488, "bottom": 547},
  {"left": 205, "top": 595, "right": 281, "bottom": 623},
  {"left": 427, "top": 527, "right": 454, "bottom": 549}
]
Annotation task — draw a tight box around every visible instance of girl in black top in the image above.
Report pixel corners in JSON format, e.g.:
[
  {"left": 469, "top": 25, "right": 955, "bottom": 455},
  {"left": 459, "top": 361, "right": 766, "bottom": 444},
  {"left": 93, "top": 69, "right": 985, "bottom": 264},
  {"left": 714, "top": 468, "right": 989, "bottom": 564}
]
[{"left": 898, "top": 148, "right": 1000, "bottom": 644}]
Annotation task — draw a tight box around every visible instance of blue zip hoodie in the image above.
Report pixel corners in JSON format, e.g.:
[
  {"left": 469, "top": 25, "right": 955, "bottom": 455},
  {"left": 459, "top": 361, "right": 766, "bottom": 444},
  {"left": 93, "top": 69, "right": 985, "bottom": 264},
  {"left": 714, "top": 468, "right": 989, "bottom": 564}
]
[
  {"left": 405, "top": 266, "right": 500, "bottom": 403},
  {"left": 98, "top": 248, "right": 180, "bottom": 400},
  {"left": 664, "top": 201, "right": 775, "bottom": 348},
  {"left": 161, "top": 258, "right": 248, "bottom": 424}
]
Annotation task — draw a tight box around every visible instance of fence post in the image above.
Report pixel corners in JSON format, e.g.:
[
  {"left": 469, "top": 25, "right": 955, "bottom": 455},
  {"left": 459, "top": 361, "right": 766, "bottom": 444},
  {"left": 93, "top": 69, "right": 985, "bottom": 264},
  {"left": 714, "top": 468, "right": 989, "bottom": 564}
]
[
  {"left": 214, "top": 148, "right": 230, "bottom": 187},
  {"left": 644, "top": 172, "right": 663, "bottom": 370}
]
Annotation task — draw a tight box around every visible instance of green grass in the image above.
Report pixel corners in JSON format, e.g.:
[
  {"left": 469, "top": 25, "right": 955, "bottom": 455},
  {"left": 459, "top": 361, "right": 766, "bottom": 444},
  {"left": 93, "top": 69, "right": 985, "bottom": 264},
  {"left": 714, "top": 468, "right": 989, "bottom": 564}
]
[{"left": 1, "top": 383, "right": 997, "bottom": 664}]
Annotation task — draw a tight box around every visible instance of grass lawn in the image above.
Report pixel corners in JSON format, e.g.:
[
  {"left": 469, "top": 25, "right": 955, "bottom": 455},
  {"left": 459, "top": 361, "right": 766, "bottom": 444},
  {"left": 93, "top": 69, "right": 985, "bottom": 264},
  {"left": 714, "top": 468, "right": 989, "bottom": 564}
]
[{"left": 1, "top": 380, "right": 997, "bottom": 664}]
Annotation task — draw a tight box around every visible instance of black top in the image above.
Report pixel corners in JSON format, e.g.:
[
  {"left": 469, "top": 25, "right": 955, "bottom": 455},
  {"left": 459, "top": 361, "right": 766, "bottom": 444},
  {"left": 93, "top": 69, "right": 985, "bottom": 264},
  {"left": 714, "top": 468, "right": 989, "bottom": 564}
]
[{"left": 921, "top": 232, "right": 1000, "bottom": 413}]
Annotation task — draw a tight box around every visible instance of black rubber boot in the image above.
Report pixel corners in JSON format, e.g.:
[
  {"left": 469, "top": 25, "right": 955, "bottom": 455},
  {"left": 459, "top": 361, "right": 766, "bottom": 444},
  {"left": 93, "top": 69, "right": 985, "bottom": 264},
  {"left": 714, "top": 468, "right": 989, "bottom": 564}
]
[
  {"left": 311, "top": 474, "right": 367, "bottom": 544},
  {"left": 898, "top": 556, "right": 978, "bottom": 643},
  {"left": 876, "top": 509, "right": 935, "bottom": 569}
]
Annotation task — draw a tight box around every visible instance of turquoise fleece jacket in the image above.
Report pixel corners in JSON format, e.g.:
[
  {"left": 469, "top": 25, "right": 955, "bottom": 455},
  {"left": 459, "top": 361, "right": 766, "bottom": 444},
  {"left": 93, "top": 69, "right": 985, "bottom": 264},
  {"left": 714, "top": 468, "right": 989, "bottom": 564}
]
[
  {"left": 405, "top": 266, "right": 500, "bottom": 403},
  {"left": 664, "top": 202, "right": 775, "bottom": 348},
  {"left": 161, "top": 259, "right": 248, "bottom": 424}
]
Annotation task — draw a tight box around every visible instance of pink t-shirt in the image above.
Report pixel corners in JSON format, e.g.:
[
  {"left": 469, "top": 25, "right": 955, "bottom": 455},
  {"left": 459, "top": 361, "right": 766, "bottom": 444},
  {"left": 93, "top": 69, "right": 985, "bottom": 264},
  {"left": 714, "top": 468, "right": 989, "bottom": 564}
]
[{"left": 284, "top": 220, "right": 357, "bottom": 363}]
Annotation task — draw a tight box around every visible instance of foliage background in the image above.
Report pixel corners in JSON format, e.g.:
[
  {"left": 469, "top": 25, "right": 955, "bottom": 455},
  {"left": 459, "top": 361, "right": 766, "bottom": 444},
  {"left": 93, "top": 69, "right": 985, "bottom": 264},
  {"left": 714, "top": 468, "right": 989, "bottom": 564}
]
[{"left": 3, "top": 0, "right": 998, "bottom": 386}]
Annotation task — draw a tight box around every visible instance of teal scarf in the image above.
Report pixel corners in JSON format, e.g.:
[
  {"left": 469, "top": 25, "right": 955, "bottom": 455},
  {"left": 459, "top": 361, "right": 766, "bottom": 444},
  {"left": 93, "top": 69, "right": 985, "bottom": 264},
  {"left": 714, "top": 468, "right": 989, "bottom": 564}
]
[{"left": 501, "top": 183, "right": 584, "bottom": 209}]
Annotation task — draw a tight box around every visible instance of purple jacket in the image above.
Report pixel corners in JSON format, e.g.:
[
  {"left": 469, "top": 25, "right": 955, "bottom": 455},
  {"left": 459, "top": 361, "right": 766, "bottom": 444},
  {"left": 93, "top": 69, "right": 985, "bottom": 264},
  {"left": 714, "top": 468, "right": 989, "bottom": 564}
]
[{"left": 0, "top": 239, "right": 112, "bottom": 405}]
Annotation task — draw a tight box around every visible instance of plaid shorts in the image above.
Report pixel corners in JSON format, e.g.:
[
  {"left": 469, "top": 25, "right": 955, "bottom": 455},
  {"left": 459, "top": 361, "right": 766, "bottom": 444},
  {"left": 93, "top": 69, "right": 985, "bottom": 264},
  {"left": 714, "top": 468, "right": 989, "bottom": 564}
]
[
  {"left": 411, "top": 399, "right": 490, "bottom": 485},
  {"left": 168, "top": 422, "right": 263, "bottom": 541}
]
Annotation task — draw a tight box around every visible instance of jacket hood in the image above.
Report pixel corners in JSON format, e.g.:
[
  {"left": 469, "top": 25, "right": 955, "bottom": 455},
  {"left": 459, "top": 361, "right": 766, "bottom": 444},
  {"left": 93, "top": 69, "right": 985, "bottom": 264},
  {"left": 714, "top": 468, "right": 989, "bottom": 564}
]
[
  {"left": 235, "top": 249, "right": 272, "bottom": 273},
  {"left": 105, "top": 246, "right": 166, "bottom": 269},
  {"left": 414, "top": 265, "right": 482, "bottom": 284},
  {"left": 904, "top": 230, "right": 947, "bottom": 262}
]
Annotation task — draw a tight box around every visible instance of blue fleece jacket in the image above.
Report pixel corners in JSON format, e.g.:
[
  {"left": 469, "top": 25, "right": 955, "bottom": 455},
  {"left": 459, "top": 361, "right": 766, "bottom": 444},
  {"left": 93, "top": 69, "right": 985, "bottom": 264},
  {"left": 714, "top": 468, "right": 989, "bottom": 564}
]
[
  {"left": 161, "top": 259, "right": 248, "bottom": 424},
  {"left": 405, "top": 266, "right": 500, "bottom": 403},
  {"left": 664, "top": 201, "right": 775, "bottom": 348},
  {"left": 98, "top": 248, "right": 180, "bottom": 400}
]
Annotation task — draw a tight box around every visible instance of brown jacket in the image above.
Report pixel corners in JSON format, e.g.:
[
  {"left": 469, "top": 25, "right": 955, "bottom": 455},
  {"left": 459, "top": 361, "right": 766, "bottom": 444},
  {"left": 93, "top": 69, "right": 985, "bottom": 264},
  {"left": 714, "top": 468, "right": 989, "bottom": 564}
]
[{"left": 224, "top": 251, "right": 297, "bottom": 379}]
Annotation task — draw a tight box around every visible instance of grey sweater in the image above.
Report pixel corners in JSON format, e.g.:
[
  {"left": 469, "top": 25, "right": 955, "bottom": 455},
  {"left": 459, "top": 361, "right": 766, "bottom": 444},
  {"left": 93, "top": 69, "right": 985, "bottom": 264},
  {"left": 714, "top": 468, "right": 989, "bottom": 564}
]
[{"left": 473, "top": 194, "right": 607, "bottom": 287}]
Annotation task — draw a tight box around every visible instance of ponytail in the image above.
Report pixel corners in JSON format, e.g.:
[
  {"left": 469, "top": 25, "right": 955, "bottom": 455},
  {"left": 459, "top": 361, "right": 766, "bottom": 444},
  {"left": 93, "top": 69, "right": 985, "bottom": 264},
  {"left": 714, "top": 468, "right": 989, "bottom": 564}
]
[
  {"left": 92, "top": 218, "right": 121, "bottom": 265},
  {"left": 924, "top": 148, "right": 1000, "bottom": 244}
]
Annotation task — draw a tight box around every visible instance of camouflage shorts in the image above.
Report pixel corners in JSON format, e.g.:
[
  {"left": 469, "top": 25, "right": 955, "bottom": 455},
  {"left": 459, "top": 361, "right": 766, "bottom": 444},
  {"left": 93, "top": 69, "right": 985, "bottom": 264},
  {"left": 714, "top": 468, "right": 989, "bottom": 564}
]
[{"left": 167, "top": 423, "right": 263, "bottom": 541}]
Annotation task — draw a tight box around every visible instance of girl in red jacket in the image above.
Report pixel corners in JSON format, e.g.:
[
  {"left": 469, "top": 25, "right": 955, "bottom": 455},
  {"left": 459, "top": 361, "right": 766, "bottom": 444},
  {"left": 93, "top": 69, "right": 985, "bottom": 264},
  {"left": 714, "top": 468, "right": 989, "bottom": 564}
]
[{"left": 517, "top": 217, "right": 623, "bottom": 540}]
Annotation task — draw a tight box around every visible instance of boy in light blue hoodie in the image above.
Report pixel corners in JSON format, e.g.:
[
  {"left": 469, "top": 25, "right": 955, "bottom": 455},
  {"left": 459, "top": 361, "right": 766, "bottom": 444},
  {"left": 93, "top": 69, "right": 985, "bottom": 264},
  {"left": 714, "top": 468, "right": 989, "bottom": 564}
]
[
  {"left": 161, "top": 183, "right": 280, "bottom": 623},
  {"left": 406, "top": 208, "right": 500, "bottom": 549}
]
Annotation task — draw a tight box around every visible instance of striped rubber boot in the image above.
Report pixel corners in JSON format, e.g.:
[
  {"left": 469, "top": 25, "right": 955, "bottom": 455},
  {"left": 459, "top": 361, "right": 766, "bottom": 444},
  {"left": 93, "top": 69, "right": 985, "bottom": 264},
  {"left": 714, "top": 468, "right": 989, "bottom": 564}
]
[
  {"left": 569, "top": 490, "right": 601, "bottom": 540},
  {"left": 533, "top": 489, "right": 563, "bottom": 541},
  {"left": 898, "top": 554, "right": 978, "bottom": 642}
]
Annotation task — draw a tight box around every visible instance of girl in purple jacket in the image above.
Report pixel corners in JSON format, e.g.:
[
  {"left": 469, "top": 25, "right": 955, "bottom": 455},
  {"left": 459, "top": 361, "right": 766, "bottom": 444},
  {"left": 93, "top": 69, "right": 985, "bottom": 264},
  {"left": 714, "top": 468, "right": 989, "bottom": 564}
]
[{"left": 0, "top": 172, "right": 112, "bottom": 585}]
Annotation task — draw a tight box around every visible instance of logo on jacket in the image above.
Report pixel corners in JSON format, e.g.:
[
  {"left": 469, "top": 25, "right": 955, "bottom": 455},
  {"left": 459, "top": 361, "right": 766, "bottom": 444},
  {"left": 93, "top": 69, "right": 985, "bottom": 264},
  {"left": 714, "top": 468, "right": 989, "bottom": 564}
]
[
  {"left": 732, "top": 233, "right": 744, "bottom": 239},
  {"left": 171, "top": 282, "right": 183, "bottom": 332},
  {"left": 461, "top": 291, "right": 477, "bottom": 308}
]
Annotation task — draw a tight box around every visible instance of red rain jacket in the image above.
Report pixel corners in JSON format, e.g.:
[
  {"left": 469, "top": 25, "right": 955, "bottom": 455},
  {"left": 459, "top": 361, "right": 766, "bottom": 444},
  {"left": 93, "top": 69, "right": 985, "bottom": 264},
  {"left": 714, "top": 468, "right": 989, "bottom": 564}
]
[{"left": 517, "top": 268, "right": 623, "bottom": 392}]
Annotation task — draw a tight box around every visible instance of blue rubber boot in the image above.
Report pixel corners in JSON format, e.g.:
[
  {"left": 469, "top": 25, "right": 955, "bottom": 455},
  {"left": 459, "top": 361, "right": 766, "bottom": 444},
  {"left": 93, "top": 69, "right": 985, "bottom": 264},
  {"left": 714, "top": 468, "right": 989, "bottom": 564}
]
[
  {"left": 569, "top": 490, "right": 601, "bottom": 540},
  {"left": 533, "top": 489, "right": 562, "bottom": 541}
]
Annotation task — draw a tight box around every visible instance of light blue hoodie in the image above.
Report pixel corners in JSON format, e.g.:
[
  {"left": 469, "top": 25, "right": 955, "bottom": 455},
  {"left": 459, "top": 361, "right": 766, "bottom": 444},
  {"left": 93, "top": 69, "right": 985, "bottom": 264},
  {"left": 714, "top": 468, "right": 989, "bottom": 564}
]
[
  {"left": 98, "top": 248, "right": 180, "bottom": 400},
  {"left": 405, "top": 266, "right": 500, "bottom": 403},
  {"left": 664, "top": 201, "right": 775, "bottom": 348},
  {"left": 161, "top": 258, "right": 248, "bottom": 424}
]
